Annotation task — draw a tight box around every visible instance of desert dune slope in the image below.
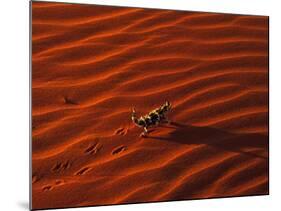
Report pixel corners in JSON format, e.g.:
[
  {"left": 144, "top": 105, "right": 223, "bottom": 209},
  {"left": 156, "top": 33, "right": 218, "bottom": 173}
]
[{"left": 32, "top": 2, "right": 269, "bottom": 209}]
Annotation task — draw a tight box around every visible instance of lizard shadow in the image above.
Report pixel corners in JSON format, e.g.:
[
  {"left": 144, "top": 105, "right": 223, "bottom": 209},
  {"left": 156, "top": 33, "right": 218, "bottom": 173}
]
[{"left": 148, "top": 121, "right": 268, "bottom": 160}]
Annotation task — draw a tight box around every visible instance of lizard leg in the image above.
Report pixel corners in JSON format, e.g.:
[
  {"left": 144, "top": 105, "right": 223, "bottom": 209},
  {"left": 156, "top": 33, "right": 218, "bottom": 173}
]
[{"left": 140, "top": 127, "right": 148, "bottom": 137}]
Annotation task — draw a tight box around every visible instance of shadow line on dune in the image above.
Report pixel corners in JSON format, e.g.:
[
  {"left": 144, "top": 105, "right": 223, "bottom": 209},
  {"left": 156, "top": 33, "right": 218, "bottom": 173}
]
[{"left": 148, "top": 122, "right": 268, "bottom": 160}]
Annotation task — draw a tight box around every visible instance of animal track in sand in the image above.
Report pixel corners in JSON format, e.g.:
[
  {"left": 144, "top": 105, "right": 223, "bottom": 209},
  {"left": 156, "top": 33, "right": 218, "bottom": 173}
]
[
  {"left": 114, "top": 127, "right": 128, "bottom": 136},
  {"left": 42, "top": 180, "right": 65, "bottom": 192},
  {"left": 112, "top": 145, "right": 127, "bottom": 155},
  {"left": 52, "top": 161, "right": 71, "bottom": 172},
  {"left": 75, "top": 167, "right": 92, "bottom": 176},
  {"left": 84, "top": 142, "right": 102, "bottom": 155},
  {"left": 42, "top": 185, "right": 53, "bottom": 191},
  {"left": 63, "top": 96, "right": 79, "bottom": 105}
]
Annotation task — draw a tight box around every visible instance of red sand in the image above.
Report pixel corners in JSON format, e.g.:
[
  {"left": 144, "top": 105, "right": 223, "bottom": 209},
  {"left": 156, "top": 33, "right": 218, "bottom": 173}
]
[{"left": 32, "top": 2, "right": 269, "bottom": 210}]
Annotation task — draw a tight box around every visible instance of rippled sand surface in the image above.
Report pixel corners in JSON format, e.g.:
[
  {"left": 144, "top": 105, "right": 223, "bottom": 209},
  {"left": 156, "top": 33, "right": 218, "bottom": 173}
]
[{"left": 32, "top": 2, "right": 269, "bottom": 209}]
